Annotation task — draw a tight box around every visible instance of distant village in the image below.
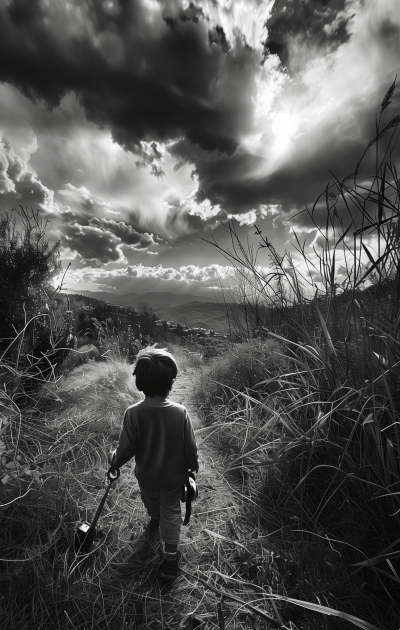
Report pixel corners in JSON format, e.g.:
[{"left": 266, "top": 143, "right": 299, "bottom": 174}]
[
  {"left": 154, "top": 319, "right": 228, "bottom": 340},
  {"left": 64, "top": 298, "right": 230, "bottom": 365}
]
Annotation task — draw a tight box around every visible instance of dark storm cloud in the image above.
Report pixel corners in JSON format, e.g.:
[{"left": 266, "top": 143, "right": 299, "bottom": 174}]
[
  {"left": 0, "top": 0, "right": 251, "bottom": 158},
  {"left": 169, "top": 137, "right": 232, "bottom": 166},
  {"left": 61, "top": 218, "right": 157, "bottom": 262},
  {"left": 61, "top": 223, "right": 122, "bottom": 264},
  {"left": 263, "top": 0, "right": 352, "bottom": 70},
  {"left": 1, "top": 0, "right": 398, "bottom": 248},
  {"left": 88, "top": 217, "right": 156, "bottom": 249},
  {"left": 193, "top": 127, "right": 379, "bottom": 216},
  {"left": 134, "top": 142, "right": 166, "bottom": 178},
  {"left": 51, "top": 186, "right": 159, "bottom": 261},
  {"left": 60, "top": 218, "right": 157, "bottom": 262}
]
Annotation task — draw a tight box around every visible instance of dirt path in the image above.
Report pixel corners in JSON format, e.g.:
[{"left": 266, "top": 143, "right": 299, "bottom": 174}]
[
  {"left": 147, "top": 364, "right": 281, "bottom": 628},
  {"left": 169, "top": 364, "right": 242, "bottom": 553}
]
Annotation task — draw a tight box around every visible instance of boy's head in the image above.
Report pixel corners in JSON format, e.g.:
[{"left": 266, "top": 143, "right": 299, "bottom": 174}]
[{"left": 133, "top": 347, "right": 178, "bottom": 398}]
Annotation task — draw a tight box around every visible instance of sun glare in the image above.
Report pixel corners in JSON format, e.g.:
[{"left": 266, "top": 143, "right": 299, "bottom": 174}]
[{"left": 272, "top": 113, "right": 299, "bottom": 144}]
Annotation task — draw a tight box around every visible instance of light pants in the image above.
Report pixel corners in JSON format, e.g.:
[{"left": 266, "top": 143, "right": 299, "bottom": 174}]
[{"left": 138, "top": 482, "right": 182, "bottom": 545}]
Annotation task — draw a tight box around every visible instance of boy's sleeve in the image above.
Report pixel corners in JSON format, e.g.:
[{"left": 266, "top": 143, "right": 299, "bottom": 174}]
[
  {"left": 183, "top": 409, "right": 199, "bottom": 473},
  {"left": 110, "top": 408, "right": 138, "bottom": 469}
]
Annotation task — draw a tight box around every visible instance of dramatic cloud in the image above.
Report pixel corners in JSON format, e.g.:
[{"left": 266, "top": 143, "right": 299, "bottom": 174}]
[
  {"left": 0, "top": 0, "right": 273, "bottom": 234},
  {"left": 58, "top": 205, "right": 158, "bottom": 263},
  {"left": 0, "top": 0, "right": 255, "bottom": 156},
  {"left": 2, "top": 0, "right": 398, "bottom": 227},
  {"left": 88, "top": 217, "right": 156, "bottom": 249},
  {"left": 32, "top": 182, "right": 162, "bottom": 263},
  {"left": 263, "top": 0, "right": 354, "bottom": 70},
  {"left": 61, "top": 223, "right": 124, "bottom": 264},
  {"left": 0, "top": 138, "right": 53, "bottom": 209},
  {"left": 0, "top": 0, "right": 399, "bottom": 295},
  {"left": 190, "top": 0, "right": 400, "bottom": 221}
]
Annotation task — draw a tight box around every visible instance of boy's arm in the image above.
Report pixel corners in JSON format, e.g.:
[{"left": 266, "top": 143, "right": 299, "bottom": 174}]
[
  {"left": 109, "top": 409, "right": 138, "bottom": 469},
  {"left": 183, "top": 410, "right": 199, "bottom": 473}
]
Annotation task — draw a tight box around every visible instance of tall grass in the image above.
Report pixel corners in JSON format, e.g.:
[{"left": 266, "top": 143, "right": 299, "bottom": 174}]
[
  {"left": 0, "top": 354, "right": 141, "bottom": 628},
  {"left": 195, "top": 81, "right": 400, "bottom": 628}
]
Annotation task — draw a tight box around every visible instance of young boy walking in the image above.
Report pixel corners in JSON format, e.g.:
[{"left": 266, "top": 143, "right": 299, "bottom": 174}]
[{"left": 107, "top": 347, "right": 199, "bottom": 581}]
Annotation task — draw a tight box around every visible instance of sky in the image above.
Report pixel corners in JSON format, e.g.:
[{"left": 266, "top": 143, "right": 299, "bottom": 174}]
[{"left": 0, "top": 0, "right": 399, "bottom": 297}]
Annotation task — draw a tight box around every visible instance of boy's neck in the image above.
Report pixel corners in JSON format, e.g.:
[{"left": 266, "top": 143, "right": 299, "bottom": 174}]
[{"left": 144, "top": 395, "right": 169, "bottom": 403}]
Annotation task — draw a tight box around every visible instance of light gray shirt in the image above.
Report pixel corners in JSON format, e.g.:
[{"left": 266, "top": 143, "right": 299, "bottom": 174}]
[{"left": 112, "top": 399, "right": 199, "bottom": 489}]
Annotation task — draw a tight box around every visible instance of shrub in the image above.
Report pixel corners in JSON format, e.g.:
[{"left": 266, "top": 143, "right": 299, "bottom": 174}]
[
  {"left": 197, "top": 340, "right": 288, "bottom": 406},
  {"left": 0, "top": 207, "right": 73, "bottom": 396},
  {"left": 0, "top": 207, "right": 61, "bottom": 344}
]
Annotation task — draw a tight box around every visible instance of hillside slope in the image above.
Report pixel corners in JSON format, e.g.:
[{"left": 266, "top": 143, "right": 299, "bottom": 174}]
[
  {"left": 65, "top": 290, "right": 231, "bottom": 332},
  {"left": 154, "top": 300, "right": 229, "bottom": 331}
]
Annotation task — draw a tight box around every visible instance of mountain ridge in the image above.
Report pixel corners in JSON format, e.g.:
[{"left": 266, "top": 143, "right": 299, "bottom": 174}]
[{"left": 64, "top": 289, "right": 217, "bottom": 308}]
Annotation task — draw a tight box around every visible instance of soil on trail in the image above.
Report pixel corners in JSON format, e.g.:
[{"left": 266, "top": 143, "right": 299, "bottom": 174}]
[
  {"left": 170, "top": 366, "right": 203, "bottom": 426},
  {"left": 159, "top": 364, "right": 242, "bottom": 554},
  {"left": 171, "top": 364, "right": 243, "bottom": 525}
]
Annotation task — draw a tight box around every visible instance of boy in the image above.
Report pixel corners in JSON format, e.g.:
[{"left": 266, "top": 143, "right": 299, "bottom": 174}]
[{"left": 107, "top": 347, "right": 199, "bottom": 581}]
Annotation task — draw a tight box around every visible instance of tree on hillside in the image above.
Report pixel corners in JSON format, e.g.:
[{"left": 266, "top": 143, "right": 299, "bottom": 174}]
[
  {"left": 137, "top": 302, "right": 157, "bottom": 337},
  {"left": 0, "top": 207, "right": 61, "bottom": 342},
  {"left": 175, "top": 323, "right": 184, "bottom": 336}
]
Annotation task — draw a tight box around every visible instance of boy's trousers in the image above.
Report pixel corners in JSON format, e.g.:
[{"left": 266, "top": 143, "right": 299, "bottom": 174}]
[{"left": 138, "top": 482, "right": 182, "bottom": 545}]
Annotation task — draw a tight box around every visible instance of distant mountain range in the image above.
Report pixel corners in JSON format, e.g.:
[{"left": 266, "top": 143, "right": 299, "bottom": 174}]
[
  {"left": 66, "top": 289, "right": 217, "bottom": 309},
  {"left": 65, "top": 289, "right": 229, "bottom": 331}
]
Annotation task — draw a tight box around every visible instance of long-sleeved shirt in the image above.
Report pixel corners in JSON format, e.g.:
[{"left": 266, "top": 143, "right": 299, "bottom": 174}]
[{"left": 111, "top": 398, "right": 199, "bottom": 490}]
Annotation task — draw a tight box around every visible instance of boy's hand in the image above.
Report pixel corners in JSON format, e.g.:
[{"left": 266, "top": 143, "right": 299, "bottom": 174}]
[{"left": 105, "top": 466, "right": 120, "bottom": 486}]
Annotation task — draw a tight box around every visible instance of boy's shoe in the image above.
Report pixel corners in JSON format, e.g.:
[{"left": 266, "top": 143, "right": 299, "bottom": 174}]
[{"left": 159, "top": 552, "right": 179, "bottom": 582}]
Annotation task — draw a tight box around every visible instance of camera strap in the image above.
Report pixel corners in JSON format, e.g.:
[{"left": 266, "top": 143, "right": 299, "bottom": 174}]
[{"left": 183, "top": 494, "right": 192, "bottom": 526}]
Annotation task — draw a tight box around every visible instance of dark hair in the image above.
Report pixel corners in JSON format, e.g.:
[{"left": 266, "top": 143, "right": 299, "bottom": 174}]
[{"left": 133, "top": 347, "right": 178, "bottom": 397}]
